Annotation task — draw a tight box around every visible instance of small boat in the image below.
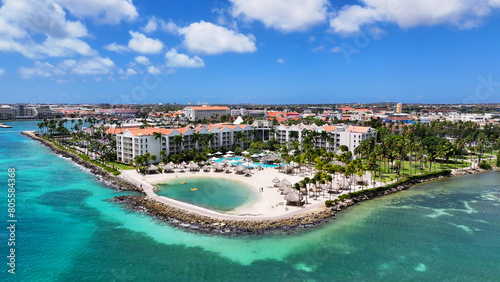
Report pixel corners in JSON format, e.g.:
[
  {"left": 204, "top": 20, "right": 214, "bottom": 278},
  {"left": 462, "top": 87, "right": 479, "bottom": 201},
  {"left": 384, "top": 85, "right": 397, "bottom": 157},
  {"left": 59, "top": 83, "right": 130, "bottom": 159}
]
[
  {"left": 191, "top": 188, "right": 197, "bottom": 191},
  {"left": 180, "top": 182, "right": 186, "bottom": 184}
]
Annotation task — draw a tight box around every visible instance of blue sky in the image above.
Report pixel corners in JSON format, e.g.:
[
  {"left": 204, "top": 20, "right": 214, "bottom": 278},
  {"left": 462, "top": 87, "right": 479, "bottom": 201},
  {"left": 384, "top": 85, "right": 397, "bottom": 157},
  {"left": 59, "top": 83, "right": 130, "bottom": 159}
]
[{"left": 1, "top": 0, "right": 500, "bottom": 104}]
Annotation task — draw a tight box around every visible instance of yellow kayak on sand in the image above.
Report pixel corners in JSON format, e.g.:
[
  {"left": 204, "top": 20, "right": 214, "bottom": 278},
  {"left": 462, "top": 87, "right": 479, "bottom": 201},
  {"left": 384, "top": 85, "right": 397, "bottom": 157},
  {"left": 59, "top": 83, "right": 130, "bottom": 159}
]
[
  {"left": 180, "top": 182, "right": 186, "bottom": 184},
  {"left": 191, "top": 188, "right": 197, "bottom": 191}
]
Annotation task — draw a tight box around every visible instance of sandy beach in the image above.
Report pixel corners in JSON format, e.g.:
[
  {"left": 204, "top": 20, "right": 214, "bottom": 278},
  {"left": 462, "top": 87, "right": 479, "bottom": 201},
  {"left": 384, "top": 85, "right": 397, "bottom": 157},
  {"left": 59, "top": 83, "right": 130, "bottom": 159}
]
[{"left": 120, "top": 167, "right": 349, "bottom": 220}]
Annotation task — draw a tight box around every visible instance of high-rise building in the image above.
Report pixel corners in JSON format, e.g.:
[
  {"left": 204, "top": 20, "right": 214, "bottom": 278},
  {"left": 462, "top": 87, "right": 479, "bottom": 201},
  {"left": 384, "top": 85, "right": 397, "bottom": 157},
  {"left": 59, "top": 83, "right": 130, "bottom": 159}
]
[{"left": 396, "top": 103, "right": 403, "bottom": 113}]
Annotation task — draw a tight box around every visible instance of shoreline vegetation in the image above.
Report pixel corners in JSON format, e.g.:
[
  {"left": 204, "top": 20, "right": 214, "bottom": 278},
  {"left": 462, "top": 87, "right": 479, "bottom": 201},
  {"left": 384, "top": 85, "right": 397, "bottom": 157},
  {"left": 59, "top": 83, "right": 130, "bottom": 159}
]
[
  {"left": 21, "top": 130, "right": 496, "bottom": 235},
  {"left": 21, "top": 131, "right": 142, "bottom": 192}
]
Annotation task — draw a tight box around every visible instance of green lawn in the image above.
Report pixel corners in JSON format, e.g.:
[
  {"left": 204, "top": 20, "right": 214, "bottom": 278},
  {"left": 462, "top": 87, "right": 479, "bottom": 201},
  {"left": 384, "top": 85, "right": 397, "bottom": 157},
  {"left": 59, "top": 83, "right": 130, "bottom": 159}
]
[
  {"left": 106, "top": 162, "right": 136, "bottom": 170},
  {"left": 361, "top": 159, "right": 471, "bottom": 183}
]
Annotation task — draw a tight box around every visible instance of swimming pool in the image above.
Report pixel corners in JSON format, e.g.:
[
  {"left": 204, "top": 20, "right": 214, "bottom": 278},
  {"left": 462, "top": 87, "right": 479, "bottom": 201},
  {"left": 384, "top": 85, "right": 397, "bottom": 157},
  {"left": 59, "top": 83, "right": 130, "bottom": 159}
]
[
  {"left": 212, "top": 157, "right": 280, "bottom": 168},
  {"left": 155, "top": 177, "right": 257, "bottom": 212}
]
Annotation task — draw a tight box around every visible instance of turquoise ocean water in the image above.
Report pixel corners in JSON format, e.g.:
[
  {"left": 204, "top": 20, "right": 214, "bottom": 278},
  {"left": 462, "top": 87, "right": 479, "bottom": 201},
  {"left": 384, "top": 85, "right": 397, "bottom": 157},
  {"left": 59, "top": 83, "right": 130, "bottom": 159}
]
[
  {"left": 1, "top": 121, "right": 499, "bottom": 281},
  {"left": 156, "top": 177, "right": 257, "bottom": 211}
]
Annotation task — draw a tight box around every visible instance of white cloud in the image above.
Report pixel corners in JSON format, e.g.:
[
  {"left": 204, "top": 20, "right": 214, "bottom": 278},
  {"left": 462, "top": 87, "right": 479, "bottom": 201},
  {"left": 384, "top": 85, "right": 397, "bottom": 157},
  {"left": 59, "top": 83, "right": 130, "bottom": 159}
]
[
  {"left": 312, "top": 45, "right": 325, "bottom": 52},
  {"left": 104, "top": 42, "right": 129, "bottom": 53},
  {"left": 118, "top": 67, "right": 138, "bottom": 79},
  {"left": 276, "top": 58, "right": 285, "bottom": 64},
  {"left": 18, "top": 61, "right": 65, "bottom": 79},
  {"left": 165, "top": 48, "right": 204, "bottom": 68},
  {"left": 330, "top": 46, "right": 342, "bottom": 53},
  {"left": 0, "top": 0, "right": 101, "bottom": 59},
  {"left": 142, "top": 17, "right": 179, "bottom": 34},
  {"left": 57, "top": 0, "right": 138, "bottom": 24},
  {"left": 0, "top": 68, "right": 5, "bottom": 76},
  {"left": 19, "top": 56, "right": 115, "bottom": 79},
  {"left": 143, "top": 18, "right": 158, "bottom": 33},
  {"left": 179, "top": 21, "right": 256, "bottom": 55},
  {"left": 0, "top": 0, "right": 88, "bottom": 38},
  {"left": 70, "top": 56, "right": 115, "bottom": 75},
  {"left": 330, "top": 0, "right": 500, "bottom": 34},
  {"left": 134, "top": 56, "right": 151, "bottom": 65},
  {"left": 147, "top": 65, "right": 161, "bottom": 74},
  {"left": 38, "top": 37, "right": 96, "bottom": 57},
  {"left": 104, "top": 31, "right": 164, "bottom": 54},
  {"left": 128, "top": 31, "right": 163, "bottom": 54},
  {"left": 230, "top": 0, "right": 329, "bottom": 32}
]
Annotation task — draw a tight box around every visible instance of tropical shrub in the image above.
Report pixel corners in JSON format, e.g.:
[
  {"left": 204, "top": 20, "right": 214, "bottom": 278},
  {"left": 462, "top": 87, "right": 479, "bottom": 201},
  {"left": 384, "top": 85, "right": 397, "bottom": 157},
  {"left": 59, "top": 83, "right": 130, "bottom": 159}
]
[{"left": 479, "top": 161, "right": 492, "bottom": 170}]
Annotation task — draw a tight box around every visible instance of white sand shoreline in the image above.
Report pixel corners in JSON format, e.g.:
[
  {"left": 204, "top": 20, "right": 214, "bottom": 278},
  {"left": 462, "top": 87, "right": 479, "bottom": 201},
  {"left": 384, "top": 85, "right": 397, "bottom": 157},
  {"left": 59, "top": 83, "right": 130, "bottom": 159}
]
[{"left": 120, "top": 168, "right": 336, "bottom": 220}]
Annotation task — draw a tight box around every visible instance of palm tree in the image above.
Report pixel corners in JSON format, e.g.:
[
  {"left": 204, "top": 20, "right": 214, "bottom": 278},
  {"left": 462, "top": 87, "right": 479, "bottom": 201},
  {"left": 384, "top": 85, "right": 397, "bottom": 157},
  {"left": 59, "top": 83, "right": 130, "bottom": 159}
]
[
  {"left": 153, "top": 131, "right": 163, "bottom": 151},
  {"left": 191, "top": 132, "right": 203, "bottom": 150},
  {"left": 204, "top": 133, "right": 215, "bottom": 149},
  {"left": 235, "top": 131, "right": 245, "bottom": 147},
  {"left": 173, "top": 134, "right": 184, "bottom": 151}
]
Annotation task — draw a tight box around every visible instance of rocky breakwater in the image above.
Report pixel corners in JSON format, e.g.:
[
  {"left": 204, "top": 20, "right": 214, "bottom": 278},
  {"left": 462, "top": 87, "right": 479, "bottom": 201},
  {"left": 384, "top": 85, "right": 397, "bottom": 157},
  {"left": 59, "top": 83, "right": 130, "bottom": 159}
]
[
  {"left": 328, "top": 171, "right": 453, "bottom": 212},
  {"left": 112, "top": 195, "right": 337, "bottom": 235},
  {"left": 21, "top": 131, "right": 143, "bottom": 193}
]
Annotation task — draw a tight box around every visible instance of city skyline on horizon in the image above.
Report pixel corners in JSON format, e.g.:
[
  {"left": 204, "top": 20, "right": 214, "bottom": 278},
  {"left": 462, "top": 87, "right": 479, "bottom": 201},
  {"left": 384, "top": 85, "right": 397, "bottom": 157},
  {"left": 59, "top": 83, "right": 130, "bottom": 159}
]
[{"left": 2, "top": 1, "right": 500, "bottom": 105}]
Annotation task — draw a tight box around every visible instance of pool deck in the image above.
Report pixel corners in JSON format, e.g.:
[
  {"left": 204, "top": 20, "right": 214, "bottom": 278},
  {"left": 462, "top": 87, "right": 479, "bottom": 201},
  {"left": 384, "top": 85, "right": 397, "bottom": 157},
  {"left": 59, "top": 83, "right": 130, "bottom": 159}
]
[{"left": 120, "top": 168, "right": 373, "bottom": 221}]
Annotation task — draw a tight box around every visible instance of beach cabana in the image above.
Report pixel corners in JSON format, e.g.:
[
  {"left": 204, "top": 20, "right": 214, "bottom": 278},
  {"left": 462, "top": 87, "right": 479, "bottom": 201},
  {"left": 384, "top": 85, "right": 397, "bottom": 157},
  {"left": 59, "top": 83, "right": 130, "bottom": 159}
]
[
  {"left": 280, "top": 178, "right": 292, "bottom": 187},
  {"left": 203, "top": 165, "right": 211, "bottom": 172},
  {"left": 272, "top": 177, "right": 281, "bottom": 187},
  {"left": 188, "top": 162, "right": 200, "bottom": 171},
  {"left": 163, "top": 164, "right": 174, "bottom": 173},
  {"left": 243, "top": 168, "right": 251, "bottom": 176},
  {"left": 146, "top": 164, "right": 158, "bottom": 174},
  {"left": 283, "top": 187, "right": 294, "bottom": 195},
  {"left": 262, "top": 154, "right": 279, "bottom": 164},
  {"left": 283, "top": 164, "right": 294, "bottom": 174},
  {"left": 234, "top": 165, "right": 245, "bottom": 174},
  {"left": 213, "top": 163, "right": 224, "bottom": 172},
  {"left": 284, "top": 191, "right": 303, "bottom": 206}
]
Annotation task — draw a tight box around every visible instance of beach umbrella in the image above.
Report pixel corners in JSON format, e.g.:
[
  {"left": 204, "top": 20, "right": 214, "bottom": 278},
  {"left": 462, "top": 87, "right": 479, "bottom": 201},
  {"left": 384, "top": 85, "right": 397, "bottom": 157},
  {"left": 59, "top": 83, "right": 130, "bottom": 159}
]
[
  {"left": 168, "top": 161, "right": 175, "bottom": 166},
  {"left": 181, "top": 161, "right": 187, "bottom": 166},
  {"left": 215, "top": 151, "right": 222, "bottom": 155},
  {"left": 272, "top": 177, "right": 281, "bottom": 183},
  {"left": 259, "top": 153, "right": 266, "bottom": 157},
  {"left": 207, "top": 153, "right": 213, "bottom": 156},
  {"left": 210, "top": 157, "right": 219, "bottom": 161},
  {"left": 200, "top": 161, "right": 206, "bottom": 166},
  {"left": 242, "top": 151, "right": 249, "bottom": 155},
  {"left": 243, "top": 168, "right": 251, "bottom": 175},
  {"left": 227, "top": 150, "right": 234, "bottom": 154}
]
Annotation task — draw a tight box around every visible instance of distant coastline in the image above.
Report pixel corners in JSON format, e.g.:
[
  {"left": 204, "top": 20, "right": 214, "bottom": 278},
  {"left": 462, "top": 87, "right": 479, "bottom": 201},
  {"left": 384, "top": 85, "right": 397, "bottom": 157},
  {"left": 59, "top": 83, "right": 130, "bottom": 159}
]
[{"left": 22, "top": 130, "right": 493, "bottom": 235}]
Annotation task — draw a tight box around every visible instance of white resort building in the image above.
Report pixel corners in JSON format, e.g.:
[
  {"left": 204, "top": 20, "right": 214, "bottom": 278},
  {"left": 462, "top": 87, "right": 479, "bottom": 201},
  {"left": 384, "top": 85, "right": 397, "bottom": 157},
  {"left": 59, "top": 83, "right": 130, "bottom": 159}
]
[
  {"left": 112, "top": 121, "right": 377, "bottom": 164},
  {"left": 275, "top": 123, "right": 377, "bottom": 152},
  {"left": 114, "top": 124, "right": 254, "bottom": 164}
]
